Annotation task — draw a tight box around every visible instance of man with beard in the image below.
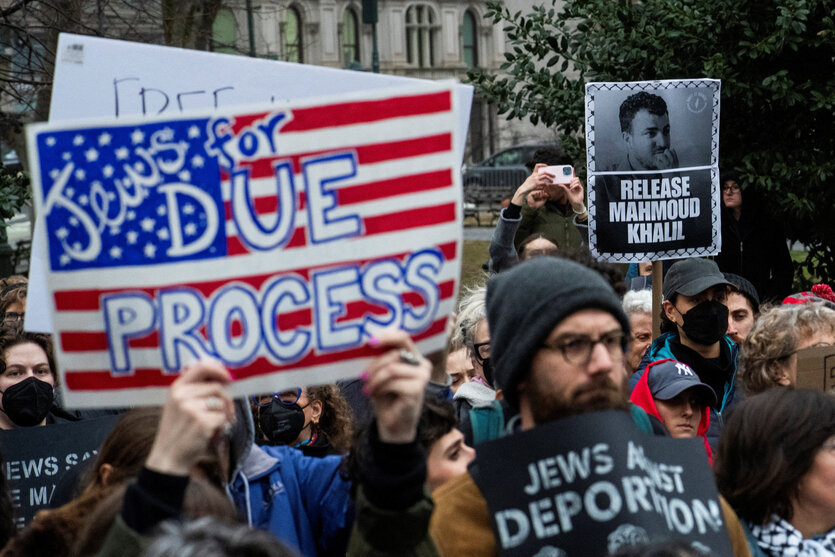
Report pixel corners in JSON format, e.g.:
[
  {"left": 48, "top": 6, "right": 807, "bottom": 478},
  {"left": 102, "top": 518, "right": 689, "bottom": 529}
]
[
  {"left": 428, "top": 257, "right": 668, "bottom": 554},
  {"left": 613, "top": 92, "right": 679, "bottom": 171}
]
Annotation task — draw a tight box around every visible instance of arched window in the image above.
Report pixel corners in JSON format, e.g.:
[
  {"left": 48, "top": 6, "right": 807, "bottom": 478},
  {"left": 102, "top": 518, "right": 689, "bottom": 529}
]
[
  {"left": 212, "top": 9, "right": 237, "bottom": 54},
  {"left": 406, "top": 4, "right": 435, "bottom": 68},
  {"left": 462, "top": 10, "right": 478, "bottom": 69},
  {"left": 342, "top": 8, "right": 360, "bottom": 66},
  {"left": 284, "top": 7, "right": 303, "bottom": 63}
]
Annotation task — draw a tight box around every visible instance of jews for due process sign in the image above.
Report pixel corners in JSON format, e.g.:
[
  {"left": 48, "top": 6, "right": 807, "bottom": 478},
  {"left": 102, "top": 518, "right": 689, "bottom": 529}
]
[
  {"left": 26, "top": 82, "right": 462, "bottom": 408},
  {"left": 584, "top": 79, "right": 721, "bottom": 263},
  {"left": 471, "top": 411, "right": 733, "bottom": 556}
]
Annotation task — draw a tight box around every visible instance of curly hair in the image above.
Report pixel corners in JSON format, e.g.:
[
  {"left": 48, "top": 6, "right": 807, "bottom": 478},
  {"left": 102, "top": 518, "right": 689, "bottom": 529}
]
[
  {"left": 619, "top": 92, "right": 669, "bottom": 134},
  {"left": 715, "top": 388, "right": 835, "bottom": 525},
  {"left": 450, "top": 285, "right": 487, "bottom": 353},
  {"left": 0, "top": 323, "right": 57, "bottom": 383},
  {"left": 307, "top": 384, "right": 355, "bottom": 453},
  {"left": 0, "top": 277, "right": 26, "bottom": 315},
  {"left": 739, "top": 305, "right": 798, "bottom": 395},
  {"left": 740, "top": 303, "right": 835, "bottom": 395}
]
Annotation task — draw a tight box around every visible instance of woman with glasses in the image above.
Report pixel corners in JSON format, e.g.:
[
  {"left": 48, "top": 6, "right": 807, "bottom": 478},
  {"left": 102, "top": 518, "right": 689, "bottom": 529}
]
[
  {"left": 0, "top": 276, "right": 27, "bottom": 326},
  {"left": 714, "top": 170, "right": 793, "bottom": 302},
  {"left": 716, "top": 388, "right": 835, "bottom": 556},
  {"left": 252, "top": 384, "right": 354, "bottom": 457}
]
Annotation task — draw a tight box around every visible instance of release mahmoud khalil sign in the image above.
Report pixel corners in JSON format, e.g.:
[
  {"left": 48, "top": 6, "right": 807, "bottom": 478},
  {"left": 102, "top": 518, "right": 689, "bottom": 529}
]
[
  {"left": 584, "top": 79, "right": 721, "bottom": 263},
  {"left": 26, "top": 83, "right": 462, "bottom": 408}
]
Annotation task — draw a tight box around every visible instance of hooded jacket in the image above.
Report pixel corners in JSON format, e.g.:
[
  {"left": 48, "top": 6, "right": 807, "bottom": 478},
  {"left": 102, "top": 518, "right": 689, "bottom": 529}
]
[
  {"left": 629, "top": 332, "right": 741, "bottom": 450},
  {"left": 629, "top": 358, "right": 713, "bottom": 465},
  {"left": 227, "top": 399, "right": 354, "bottom": 556}
]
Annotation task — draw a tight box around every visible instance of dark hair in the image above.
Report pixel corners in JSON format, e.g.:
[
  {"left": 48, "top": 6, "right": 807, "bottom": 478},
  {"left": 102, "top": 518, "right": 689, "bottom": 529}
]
[
  {"left": 517, "top": 233, "right": 559, "bottom": 261},
  {"left": 609, "top": 540, "right": 703, "bottom": 557},
  {"left": 73, "top": 478, "right": 239, "bottom": 556},
  {"left": 306, "top": 384, "right": 355, "bottom": 453},
  {"left": 0, "top": 276, "right": 27, "bottom": 316},
  {"left": 0, "top": 323, "right": 57, "bottom": 383},
  {"left": 417, "top": 398, "right": 458, "bottom": 454},
  {"left": 659, "top": 292, "right": 679, "bottom": 334},
  {"left": 715, "top": 388, "right": 835, "bottom": 525},
  {"left": 619, "top": 92, "right": 669, "bottom": 134},
  {"left": 524, "top": 147, "right": 572, "bottom": 171},
  {"left": 558, "top": 248, "right": 626, "bottom": 298}
]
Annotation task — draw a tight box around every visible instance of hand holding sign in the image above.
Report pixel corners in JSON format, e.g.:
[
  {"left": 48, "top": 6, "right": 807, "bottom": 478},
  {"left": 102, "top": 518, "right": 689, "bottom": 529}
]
[
  {"left": 145, "top": 359, "right": 234, "bottom": 476},
  {"left": 363, "top": 329, "right": 431, "bottom": 444}
]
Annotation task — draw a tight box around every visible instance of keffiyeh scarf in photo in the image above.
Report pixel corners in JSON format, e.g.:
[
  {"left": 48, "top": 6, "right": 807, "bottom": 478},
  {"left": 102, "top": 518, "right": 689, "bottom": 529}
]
[{"left": 749, "top": 516, "right": 835, "bottom": 556}]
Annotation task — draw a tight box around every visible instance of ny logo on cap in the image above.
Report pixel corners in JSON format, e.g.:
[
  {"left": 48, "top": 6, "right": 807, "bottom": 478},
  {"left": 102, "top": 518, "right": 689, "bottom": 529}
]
[{"left": 675, "top": 362, "right": 694, "bottom": 376}]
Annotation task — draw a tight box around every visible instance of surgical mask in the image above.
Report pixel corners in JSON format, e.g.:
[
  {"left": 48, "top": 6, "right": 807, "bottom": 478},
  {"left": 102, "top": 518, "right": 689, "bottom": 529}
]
[
  {"left": 676, "top": 300, "right": 728, "bottom": 346},
  {"left": 0, "top": 377, "right": 55, "bottom": 427},
  {"left": 258, "top": 399, "right": 307, "bottom": 445}
]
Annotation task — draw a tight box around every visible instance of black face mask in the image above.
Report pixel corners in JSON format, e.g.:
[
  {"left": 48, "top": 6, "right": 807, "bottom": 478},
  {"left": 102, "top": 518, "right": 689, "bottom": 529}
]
[
  {"left": 676, "top": 300, "right": 728, "bottom": 346},
  {"left": 258, "top": 399, "right": 306, "bottom": 445},
  {"left": 1, "top": 377, "right": 55, "bottom": 427}
]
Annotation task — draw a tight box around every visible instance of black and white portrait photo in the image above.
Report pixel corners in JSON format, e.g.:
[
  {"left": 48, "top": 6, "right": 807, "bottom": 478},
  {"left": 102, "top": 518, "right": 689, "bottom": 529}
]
[{"left": 585, "top": 79, "right": 721, "bottom": 263}]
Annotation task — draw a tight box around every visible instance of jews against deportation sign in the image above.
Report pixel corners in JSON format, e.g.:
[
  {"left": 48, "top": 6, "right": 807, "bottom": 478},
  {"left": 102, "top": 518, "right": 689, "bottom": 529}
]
[
  {"left": 26, "top": 83, "right": 462, "bottom": 408},
  {"left": 0, "top": 415, "right": 119, "bottom": 528},
  {"left": 584, "top": 80, "right": 721, "bottom": 263},
  {"left": 472, "top": 412, "right": 733, "bottom": 556}
]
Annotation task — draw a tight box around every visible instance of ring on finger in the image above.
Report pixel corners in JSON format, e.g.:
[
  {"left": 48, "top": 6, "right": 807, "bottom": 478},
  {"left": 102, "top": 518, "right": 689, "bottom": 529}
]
[
  {"left": 398, "top": 349, "right": 421, "bottom": 366},
  {"left": 206, "top": 396, "right": 222, "bottom": 411}
]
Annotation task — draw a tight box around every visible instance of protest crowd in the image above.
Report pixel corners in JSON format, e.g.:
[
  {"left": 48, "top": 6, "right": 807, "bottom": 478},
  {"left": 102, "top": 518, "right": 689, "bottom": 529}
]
[{"left": 2, "top": 70, "right": 835, "bottom": 557}]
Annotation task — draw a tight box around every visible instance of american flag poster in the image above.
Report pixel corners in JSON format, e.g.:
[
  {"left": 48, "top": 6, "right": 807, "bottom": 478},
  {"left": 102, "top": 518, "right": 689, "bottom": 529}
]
[{"left": 26, "top": 83, "right": 462, "bottom": 408}]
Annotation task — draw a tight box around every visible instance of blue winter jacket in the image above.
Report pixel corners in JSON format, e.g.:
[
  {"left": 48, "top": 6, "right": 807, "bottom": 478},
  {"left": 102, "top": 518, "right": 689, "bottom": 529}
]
[
  {"left": 628, "top": 332, "right": 741, "bottom": 449},
  {"left": 226, "top": 399, "right": 354, "bottom": 557}
]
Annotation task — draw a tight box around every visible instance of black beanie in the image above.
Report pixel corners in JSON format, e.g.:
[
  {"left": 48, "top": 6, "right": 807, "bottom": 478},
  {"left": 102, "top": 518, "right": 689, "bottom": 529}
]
[
  {"left": 486, "top": 257, "right": 631, "bottom": 408},
  {"left": 723, "top": 272, "right": 760, "bottom": 314}
]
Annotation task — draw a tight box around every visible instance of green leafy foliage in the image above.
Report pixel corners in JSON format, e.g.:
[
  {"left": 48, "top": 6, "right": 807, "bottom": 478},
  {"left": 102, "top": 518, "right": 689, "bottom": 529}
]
[
  {"left": 468, "top": 0, "right": 835, "bottom": 285},
  {"left": 0, "top": 163, "right": 29, "bottom": 227}
]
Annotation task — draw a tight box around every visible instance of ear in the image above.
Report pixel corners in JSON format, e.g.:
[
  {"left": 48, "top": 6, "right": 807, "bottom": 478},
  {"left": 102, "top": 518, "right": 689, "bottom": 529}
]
[
  {"left": 663, "top": 300, "right": 678, "bottom": 323},
  {"left": 98, "top": 463, "right": 115, "bottom": 487},
  {"left": 622, "top": 130, "right": 632, "bottom": 146},
  {"left": 310, "top": 399, "right": 323, "bottom": 423}
]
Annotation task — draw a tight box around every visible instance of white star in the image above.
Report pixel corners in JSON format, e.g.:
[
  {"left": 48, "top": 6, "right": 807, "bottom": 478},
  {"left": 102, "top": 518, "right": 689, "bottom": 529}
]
[
  {"left": 109, "top": 245, "right": 123, "bottom": 259},
  {"left": 59, "top": 254, "right": 71, "bottom": 265},
  {"left": 72, "top": 241, "right": 82, "bottom": 250},
  {"left": 116, "top": 147, "right": 129, "bottom": 160},
  {"left": 74, "top": 168, "right": 86, "bottom": 180},
  {"left": 156, "top": 205, "right": 167, "bottom": 216},
  {"left": 131, "top": 129, "right": 145, "bottom": 144},
  {"left": 140, "top": 217, "right": 155, "bottom": 232},
  {"left": 102, "top": 165, "right": 114, "bottom": 178},
  {"left": 126, "top": 230, "right": 139, "bottom": 244},
  {"left": 98, "top": 132, "right": 112, "bottom": 146},
  {"left": 133, "top": 161, "right": 144, "bottom": 171},
  {"left": 127, "top": 210, "right": 136, "bottom": 221},
  {"left": 49, "top": 169, "right": 60, "bottom": 180},
  {"left": 183, "top": 204, "right": 195, "bottom": 215},
  {"left": 69, "top": 216, "right": 79, "bottom": 226},
  {"left": 45, "top": 136, "right": 56, "bottom": 147},
  {"left": 184, "top": 222, "right": 197, "bottom": 236},
  {"left": 191, "top": 154, "right": 205, "bottom": 168},
  {"left": 62, "top": 152, "right": 71, "bottom": 161},
  {"left": 178, "top": 169, "right": 191, "bottom": 182},
  {"left": 78, "top": 194, "right": 89, "bottom": 205},
  {"left": 72, "top": 134, "right": 84, "bottom": 146},
  {"left": 144, "top": 243, "right": 157, "bottom": 258},
  {"left": 188, "top": 125, "right": 201, "bottom": 139},
  {"left": 65, "top": 186, "right": 75, "bottom": 197},
  {"left": 107, "top": 191, "right": 116, "bottom": 201},
  {"left": 56, "top": 227, "right": 69, "bottom": 239},
  {"left": 157, "top": 228, "right": 170, "bottom": 241},
  {"left": 108, "top": 224, "right": 121, "bottom": 235},
  {"left": 84, "top": 148, "right": 99, "bottom": 162}
]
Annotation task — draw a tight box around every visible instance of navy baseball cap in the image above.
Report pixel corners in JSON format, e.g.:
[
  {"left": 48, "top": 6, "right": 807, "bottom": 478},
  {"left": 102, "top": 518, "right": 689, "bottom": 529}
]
[{"left": 645, "top": 358, "right": 716, "bottom": 406}]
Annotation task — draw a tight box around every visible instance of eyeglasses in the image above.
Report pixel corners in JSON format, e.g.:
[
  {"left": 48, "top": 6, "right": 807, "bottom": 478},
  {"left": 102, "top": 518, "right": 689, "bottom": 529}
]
[
  {"left": 721, "top": 184, "right": 741, "bottom": 193},
  {"left": 254, "top": 388, "right": 305, "bottom": 408},
  {"left": 541, "top": 331, "right": 626, "bottom": 366},
  {"left": 2, "top": 312, "right": 24, "bottom": 323},
  {"left": 471, "top": 341, "right": 490, "bottom": 364}
]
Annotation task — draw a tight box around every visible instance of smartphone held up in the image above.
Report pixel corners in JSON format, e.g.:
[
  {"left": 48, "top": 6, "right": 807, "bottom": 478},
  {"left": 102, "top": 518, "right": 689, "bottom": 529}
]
[{"left": 539, "top": 165, "right": 574, "bottom": 185}]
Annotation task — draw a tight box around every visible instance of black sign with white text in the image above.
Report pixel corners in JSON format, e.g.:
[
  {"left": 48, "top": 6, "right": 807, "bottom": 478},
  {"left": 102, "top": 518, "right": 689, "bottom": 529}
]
[
  {"left": 471, "top": 411, "right": 733, "bottom": 556},
  {"left": 0, "top": 415, "right": 119, "bottom": 529},
  {"left": 584, "top": 79, "right": 721, "bottom": 263}
]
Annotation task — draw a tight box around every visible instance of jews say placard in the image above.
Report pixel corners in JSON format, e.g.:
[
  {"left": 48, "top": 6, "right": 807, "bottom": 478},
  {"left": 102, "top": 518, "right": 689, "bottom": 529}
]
[
  {"left": 472, "top": 411, "right": 733, "bottom": 556},
  {"left": 26, "top": 83, "right": 462, "bottom": 408},
  {"left": 584, "top": 79, "right": 721, "bottom": 263}
]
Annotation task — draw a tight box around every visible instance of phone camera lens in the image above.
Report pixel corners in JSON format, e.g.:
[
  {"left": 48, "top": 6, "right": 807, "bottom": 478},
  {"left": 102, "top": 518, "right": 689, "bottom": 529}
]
[{"left": 563, "top": 167, "right": 572, "bottom": 175}]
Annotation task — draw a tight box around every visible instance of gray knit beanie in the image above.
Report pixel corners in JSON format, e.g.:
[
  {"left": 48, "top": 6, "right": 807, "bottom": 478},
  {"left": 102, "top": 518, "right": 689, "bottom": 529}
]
[{"left": 486, "top": 257, "right": 631, "bottom": 408}]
